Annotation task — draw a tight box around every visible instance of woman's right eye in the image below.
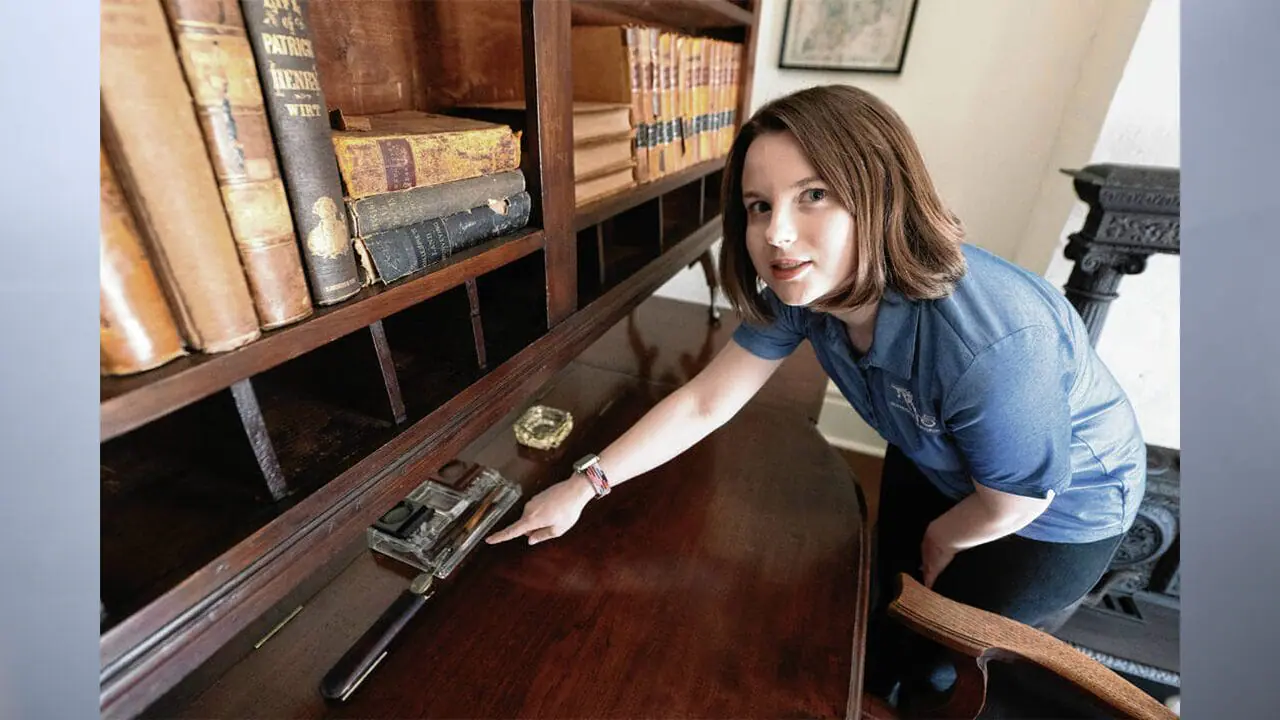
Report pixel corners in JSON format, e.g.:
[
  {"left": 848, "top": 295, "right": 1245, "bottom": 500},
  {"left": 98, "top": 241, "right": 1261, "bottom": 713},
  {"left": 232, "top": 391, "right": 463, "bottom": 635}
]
[{"left": 746, "top": 200, "right": 770, "bottom": 215}]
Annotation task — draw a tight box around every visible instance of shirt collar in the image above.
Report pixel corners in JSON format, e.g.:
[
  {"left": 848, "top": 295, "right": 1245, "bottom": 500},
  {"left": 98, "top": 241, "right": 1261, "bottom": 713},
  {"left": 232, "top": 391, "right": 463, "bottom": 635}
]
[
  {"left": 865, "top": 287, "right": 921, "bottom": 376},
  {"left": 821, "top": 287, "right": 921, "bottom": 377}
]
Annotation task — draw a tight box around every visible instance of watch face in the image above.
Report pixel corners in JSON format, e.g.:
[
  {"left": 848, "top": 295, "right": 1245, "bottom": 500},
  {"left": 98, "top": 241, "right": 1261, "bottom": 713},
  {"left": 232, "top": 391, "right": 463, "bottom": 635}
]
[{"left": 574, "top": 454, "right": 599, "bottom": 473}]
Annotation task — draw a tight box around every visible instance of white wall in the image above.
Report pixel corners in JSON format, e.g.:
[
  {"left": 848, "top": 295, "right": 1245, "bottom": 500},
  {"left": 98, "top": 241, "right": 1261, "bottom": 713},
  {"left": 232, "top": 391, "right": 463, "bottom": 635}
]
[{"left": 654, "top": 0, "right": 1178, "bottom": 454}]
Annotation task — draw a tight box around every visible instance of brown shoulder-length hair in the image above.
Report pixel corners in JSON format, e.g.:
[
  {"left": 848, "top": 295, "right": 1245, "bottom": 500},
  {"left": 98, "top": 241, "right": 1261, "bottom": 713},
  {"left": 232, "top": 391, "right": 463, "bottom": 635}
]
[{"left": 718, "top": 84, "right": 966, "bottom": 324}]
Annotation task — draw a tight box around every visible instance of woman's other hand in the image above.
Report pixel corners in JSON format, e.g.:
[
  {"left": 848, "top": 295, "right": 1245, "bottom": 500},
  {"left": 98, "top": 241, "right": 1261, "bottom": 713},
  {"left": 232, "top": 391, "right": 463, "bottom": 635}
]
[{"left": 921, "top": 521, "right": 959, "bottom": 589}]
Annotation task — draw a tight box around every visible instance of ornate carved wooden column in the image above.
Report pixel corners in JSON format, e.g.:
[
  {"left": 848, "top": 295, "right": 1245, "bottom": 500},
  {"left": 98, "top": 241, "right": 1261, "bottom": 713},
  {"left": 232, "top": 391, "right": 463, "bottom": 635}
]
[{"left": 1060, "top": 164, "right": 1180, "bottom": 346}]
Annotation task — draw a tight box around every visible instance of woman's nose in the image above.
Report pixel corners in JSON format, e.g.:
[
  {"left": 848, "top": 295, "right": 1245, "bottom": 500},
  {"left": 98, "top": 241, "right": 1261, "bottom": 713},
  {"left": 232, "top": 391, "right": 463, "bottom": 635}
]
[{"left": 765, "top": 207, "right": 797, "bottom": 247}]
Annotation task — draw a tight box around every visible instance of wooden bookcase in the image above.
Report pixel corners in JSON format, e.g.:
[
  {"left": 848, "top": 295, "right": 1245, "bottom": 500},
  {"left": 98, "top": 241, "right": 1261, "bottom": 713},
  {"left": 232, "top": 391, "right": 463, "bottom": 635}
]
[{"left": 99, "top": 1, "right": 761, "bottom": 718}]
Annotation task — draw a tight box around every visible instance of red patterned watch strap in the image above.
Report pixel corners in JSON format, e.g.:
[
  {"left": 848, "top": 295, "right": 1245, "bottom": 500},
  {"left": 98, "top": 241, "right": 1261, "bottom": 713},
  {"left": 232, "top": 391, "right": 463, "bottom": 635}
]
[{"left": 583, "top": 464, "right": 610, "bottom": 496}]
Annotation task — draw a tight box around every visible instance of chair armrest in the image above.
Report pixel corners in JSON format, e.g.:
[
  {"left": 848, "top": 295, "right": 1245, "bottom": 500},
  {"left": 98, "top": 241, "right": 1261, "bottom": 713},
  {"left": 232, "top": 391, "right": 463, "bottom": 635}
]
[{"left": 886, "top": 573, "right": 1176, "bottom": 720}]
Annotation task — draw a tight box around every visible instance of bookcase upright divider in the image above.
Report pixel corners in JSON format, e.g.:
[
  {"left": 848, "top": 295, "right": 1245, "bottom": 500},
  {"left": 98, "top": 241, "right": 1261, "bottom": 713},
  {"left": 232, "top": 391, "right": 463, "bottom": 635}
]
[{"left": 227, "top": 378, "right": 289, "bottom": 501}]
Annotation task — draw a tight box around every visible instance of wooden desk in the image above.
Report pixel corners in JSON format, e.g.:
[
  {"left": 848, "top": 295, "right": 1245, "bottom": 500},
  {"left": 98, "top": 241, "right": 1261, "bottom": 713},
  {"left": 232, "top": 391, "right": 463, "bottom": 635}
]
[{"left": 156, "top": 300, "right": 871, "bottom": 719}]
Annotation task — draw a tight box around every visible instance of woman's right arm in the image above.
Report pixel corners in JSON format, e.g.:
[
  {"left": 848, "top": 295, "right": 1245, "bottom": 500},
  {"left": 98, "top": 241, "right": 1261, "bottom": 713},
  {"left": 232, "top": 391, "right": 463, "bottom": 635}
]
[{"left": 485, "top": 340, "right": 784, "bottom": 545}]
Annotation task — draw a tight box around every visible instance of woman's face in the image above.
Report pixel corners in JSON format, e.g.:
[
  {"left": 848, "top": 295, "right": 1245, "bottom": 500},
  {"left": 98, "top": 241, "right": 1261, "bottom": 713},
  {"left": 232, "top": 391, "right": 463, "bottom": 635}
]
[{"left": 741, "top": 131, "right": 856, "bottom": 307}]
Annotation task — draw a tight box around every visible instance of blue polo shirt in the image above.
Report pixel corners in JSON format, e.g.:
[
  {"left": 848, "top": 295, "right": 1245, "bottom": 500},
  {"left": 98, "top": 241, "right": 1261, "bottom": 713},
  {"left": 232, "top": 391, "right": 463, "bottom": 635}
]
[{"left": 732, "top": 243, "right": 1145, "bottom": 544}]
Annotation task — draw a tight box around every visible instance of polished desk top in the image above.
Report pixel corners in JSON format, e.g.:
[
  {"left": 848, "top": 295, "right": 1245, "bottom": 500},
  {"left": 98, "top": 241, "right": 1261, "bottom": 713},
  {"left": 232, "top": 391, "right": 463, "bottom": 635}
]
[{"left": 160, "top": 301, "right": 870, "bottom": 719}]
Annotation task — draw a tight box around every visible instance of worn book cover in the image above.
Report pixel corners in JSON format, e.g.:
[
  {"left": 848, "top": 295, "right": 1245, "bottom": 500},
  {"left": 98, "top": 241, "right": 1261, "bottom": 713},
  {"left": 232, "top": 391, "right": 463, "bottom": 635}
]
[
  {"left": 100, "top": 147, "right": 187, "bottom": 376},
  {"left": 355, "top": 191, "right": 532, "bottom": 285},
  {"left": 331, "top": 111, "right": 521, "bottom": 199},
  {"left": 240, "top": 0, "right": 362, "bottom": 306},
  {"left": 164, "top": 0, "right": 313, "bottom": 328},
  {"left": 102, "top": 0, "right": 261, "bottom": 353},
  {"left": 345, "top": 170, "right": 526, "bottom": 238}
]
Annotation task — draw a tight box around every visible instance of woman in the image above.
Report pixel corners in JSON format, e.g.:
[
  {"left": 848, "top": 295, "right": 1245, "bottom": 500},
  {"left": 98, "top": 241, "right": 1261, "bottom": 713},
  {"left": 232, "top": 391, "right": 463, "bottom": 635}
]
[{"left": 486, "top": 85, "right": 1146, "bottom": 707}]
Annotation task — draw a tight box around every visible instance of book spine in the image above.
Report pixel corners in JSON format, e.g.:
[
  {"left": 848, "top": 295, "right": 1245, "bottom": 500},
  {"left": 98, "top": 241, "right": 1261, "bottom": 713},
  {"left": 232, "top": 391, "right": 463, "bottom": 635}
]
[
  {"left": 701, "top": 38, "right": 711, "bottom": 161},
  {"left": 163, "top": 0, "right": 313, "bottom": 329},
  {"left": 332, "top": 127, "right": 521, "bottom": 199},
  {"left": 643, "top": 28, "right": 661, "bottom": 178},
  {"left": 345, "top": 170, "right": 526, "bottom": 237},
  {"left": 101, "top": 0, "right": 261, "bottom": 353},
  {"left": 100, "top": 147, "right": 187, "bottom": 376},
  {"left": 441, "top": 190, "right": 532, "bottom": 250},
  {"left": 358, "top": 192, "right": 532, "bottom": 285},
  {"left": 240, "top": 0, "right": 362, "bottom": 306},
  {"left": 624, "top": 26, "right": 648, "bottom": 183}
]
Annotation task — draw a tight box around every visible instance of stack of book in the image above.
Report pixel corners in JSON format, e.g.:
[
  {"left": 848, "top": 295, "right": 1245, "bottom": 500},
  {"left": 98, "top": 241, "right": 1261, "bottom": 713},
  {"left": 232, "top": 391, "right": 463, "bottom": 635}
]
[
  {"left": 446, "top": 100, "right": 638, "bottom": 207},
  {"left": 98, "top": 0, "right": 530, "bottom": 377},
  {"left": 330, "top": 110, "right": 529, "bottom": 287},
  {"left": 571, "top": 25, "right": 744, "bottom": 183}
]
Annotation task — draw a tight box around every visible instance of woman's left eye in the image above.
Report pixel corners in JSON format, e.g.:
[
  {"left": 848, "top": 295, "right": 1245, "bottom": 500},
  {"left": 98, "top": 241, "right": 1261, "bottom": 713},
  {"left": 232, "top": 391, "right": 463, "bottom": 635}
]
[{"left": 802, "top": 188, "right": 827, "bottom": 202}]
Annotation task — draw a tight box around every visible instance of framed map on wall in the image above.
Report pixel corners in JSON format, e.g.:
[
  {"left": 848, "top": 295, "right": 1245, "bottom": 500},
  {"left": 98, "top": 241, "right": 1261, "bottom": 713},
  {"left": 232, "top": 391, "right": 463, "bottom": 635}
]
[{"left": 779, "top": 0, "right": 920, "bottom": 73}]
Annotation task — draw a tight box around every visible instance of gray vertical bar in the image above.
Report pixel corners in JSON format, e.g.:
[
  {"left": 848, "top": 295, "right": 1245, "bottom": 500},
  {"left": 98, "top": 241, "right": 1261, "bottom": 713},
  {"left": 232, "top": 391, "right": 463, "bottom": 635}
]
[
  {"left": 0, "top": 0, "right": 100, "bottom": 717},
  {"left": 1182, "top": 1, "right": 1280, "bottom": 718}
]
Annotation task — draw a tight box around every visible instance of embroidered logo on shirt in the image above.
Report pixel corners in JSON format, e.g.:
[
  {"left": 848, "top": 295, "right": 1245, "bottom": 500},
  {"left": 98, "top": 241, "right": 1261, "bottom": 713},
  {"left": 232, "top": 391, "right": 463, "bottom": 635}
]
[{"left": 890, "top": 384, "right": 941, "bottom": 434}]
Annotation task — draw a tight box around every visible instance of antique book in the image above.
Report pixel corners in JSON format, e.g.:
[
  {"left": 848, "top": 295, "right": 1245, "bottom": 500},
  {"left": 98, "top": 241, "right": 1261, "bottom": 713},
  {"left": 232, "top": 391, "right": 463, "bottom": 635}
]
[
  {"left": 331, "top": 111, "right": 521, "bottom": 199},
  {"left": 447, "top": 102, "right": 634, "bottom": 183},
  {"left": 575, "top": 164, "right": 636, "bottom": 207},
  {"left": 354, "top": 192, "right": 532, "bottom": 285},
  {"left": 625, "top": 26, "right": 649, "bottom": 182},
  {"left": 574, "top": 133, "right": 634, "bottom": 181},
  {"left": 163, "top": 0, "right": 313, "bottom": 329},
  {"left": 240, "top": 0, "right": 362, "bottom": 306},
  {"left": 658, "top": 31, "right": 678, "bottom": 173},
  {"left": 572, "top": 102, "right": 632, "bottom": 145},
  {"left": 100, "top": 147, "right": 186, "bottom": 376},
  {"left": 568, "top": 26, "right": 655, "bottom": 183},
  {"left": 345, "top": 170, "right": 526, "bottom": 238},
  {"left": 697, "top": 37, "right": 710, "bottom": 162},
  {"left": 101, "top": 0, "right": 261, "bottom": 352}
]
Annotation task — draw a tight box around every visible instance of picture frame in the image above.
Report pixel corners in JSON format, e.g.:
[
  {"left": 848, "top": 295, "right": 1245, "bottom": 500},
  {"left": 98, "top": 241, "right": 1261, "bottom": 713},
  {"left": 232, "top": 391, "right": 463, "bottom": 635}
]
[{"left": 778, "top": 0, "right": 920, "bottom": 74}]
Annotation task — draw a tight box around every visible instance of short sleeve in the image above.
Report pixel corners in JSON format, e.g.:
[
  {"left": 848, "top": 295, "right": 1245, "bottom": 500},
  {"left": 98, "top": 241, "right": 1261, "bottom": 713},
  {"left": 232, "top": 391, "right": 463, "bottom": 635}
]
[
  {"left": 730, "top": 288, "right": 808, "bottom": 360},
  {"left": 942, "top": 326, "right": 1073, "bottom": 499}
]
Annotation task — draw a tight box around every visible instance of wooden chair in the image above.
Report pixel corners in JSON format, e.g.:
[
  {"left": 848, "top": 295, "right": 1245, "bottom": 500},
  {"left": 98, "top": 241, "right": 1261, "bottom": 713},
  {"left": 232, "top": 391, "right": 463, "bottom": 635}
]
[{"left": 860, "top": 573, "right": 1177, "bottom": 720}]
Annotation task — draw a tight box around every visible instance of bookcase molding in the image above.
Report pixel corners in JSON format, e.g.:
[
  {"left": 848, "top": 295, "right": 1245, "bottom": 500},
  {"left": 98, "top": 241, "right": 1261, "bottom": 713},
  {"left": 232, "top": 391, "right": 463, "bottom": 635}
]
[{"left": 99, "top": 1, "right": 760, "bottom": 717}]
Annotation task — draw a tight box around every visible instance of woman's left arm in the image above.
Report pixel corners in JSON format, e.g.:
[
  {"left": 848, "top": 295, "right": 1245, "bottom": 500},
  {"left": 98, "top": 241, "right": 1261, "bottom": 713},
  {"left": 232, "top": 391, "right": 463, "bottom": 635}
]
[{"left": 921, "top": 483, "right": 1053, "bottom": 588}]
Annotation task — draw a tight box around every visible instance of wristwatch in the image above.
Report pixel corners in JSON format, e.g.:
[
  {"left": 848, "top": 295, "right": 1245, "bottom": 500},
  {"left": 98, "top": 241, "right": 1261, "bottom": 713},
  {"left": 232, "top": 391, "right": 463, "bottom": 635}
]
[{"left": 573, "top": 453, "right": 611, "bottom": 498}]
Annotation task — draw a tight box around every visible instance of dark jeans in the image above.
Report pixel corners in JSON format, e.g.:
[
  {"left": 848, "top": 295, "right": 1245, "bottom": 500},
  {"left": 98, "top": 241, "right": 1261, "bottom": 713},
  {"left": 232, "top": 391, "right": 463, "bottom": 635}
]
[{"left": 864, "top": 444, "right": 1123, "bottom": 707}]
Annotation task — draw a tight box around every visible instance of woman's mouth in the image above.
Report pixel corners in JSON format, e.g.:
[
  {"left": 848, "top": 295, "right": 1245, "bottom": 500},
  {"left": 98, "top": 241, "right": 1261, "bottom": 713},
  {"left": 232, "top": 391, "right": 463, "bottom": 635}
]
[{"left": 770, "top": 258, "right": 813, "bottom": 281}]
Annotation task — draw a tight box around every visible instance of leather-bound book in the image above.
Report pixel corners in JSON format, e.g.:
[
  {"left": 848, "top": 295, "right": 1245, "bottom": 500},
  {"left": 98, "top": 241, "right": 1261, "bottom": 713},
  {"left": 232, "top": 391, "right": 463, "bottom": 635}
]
[
  {"left": 101, "top": 0, "right": 261, "bottom": 353},
  {"left": 240, "top": 0, "right": 362, "bottom": 306},
  {"left": 162, "top": 0, "right": 314, "bottom": 329},
  {"left": 354, "top": 191, "right": 533, "bottom": 286},
  {"left": 100, "top": 147, "right": 187, "bottom": 376},
  {"left": 330, "top": 111, "right": 521, "bottom": 200}
]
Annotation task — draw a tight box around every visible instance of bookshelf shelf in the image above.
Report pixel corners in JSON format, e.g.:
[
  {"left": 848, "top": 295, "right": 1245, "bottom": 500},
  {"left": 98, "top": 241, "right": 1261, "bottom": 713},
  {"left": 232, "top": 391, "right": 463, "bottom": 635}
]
[
  {"left": 574, "top": 158, "right": 727, "bottom": 232},
  {"left": 100, "top": 228, "right": 545, "bottom": 442},
  {"left": 99, "top": 216, "right": 722, "bottom": 720},
  {"left": 570, "top": 0, "right": 754, "bottom": 30}
]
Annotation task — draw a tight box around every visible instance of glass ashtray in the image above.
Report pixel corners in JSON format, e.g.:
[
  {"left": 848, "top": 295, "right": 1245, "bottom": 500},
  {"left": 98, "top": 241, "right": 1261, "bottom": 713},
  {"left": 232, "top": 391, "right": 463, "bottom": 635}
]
[{"left": 513, "top": 404, "right": 573, "bottom": 450}]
